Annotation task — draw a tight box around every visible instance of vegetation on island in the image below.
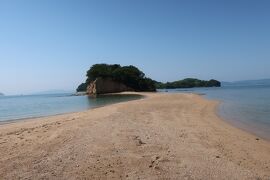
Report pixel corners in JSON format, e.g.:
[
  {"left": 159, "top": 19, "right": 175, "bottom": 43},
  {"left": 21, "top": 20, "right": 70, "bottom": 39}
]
[
  {"left": 77, "top": 64, "right": 156, "bottom": 92},
  {"left": 77, "top": 64, "right": 221, "bottom": 92},
  {"left": 155, "top": 78, "right": 221, "bottom": 89},
  {"left": 76, "top": 83, "right": 88, "bottom": 92}
]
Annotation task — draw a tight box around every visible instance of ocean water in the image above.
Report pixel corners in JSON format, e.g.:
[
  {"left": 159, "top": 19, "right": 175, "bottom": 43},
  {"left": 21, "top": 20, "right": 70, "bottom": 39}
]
[
  {"left": 0, "top": 93, "right": 143, "bottom": 122},
  {"left": 1, "top": 87, "right": 270, "bottom": 140},
  {"left": 159, "top": 85, "right": 270, "bottom": 140}
]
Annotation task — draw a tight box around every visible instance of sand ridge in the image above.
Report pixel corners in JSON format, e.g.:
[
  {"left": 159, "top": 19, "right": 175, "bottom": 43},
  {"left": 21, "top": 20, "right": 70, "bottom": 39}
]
[{"left": 0, "top": 93, "right": 269, "bottom": 179}]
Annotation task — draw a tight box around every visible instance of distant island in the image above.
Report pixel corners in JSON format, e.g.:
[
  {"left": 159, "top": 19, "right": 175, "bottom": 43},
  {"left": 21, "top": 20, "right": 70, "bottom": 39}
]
[
  {"left": 77, "top": 64, "right": 221, "bottom": 94},
  {"left": 0, "top": 92, "right": 4, "bottom": 96},
  {"left": 155, "top": 78, "right": 221, "bottom": 89},
  {"left": 77, "top": 64, "right": 156, "bottom": 94}
]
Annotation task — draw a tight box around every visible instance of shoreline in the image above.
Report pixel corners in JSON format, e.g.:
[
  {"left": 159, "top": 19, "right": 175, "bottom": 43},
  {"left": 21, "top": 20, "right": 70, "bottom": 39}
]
[
  {"left": 182, "top": 91, "right": 270, "bottom": 142},
  {"left": 0, "top": 92, "right": 269, "bottom": 179},
  {"left": 0, "top": 92, "right": 145, "bottom": 126},
  {"left": 212, "top": 98, "right": 270, "bottom": 142},
  {"left": 215, "top": 105, "right": 270, "bottom": 142},
  {"left": 2, "top": 91, "right": 268, "bottom": 142}
]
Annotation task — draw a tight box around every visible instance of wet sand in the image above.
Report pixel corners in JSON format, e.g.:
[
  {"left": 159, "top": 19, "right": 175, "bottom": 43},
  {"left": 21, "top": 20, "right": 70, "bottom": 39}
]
[{"left": 0, "top": 93, "right": 269, "bottom": 179}]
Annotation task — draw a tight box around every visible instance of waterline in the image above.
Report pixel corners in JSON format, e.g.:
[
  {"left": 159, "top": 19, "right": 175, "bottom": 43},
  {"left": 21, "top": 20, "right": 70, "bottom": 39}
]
[
  {"left": 159, "top": 85, "right": 270, "bottom": 140},
  {"left": 0, "top": 93, "right": 143, "bottom": 122}
]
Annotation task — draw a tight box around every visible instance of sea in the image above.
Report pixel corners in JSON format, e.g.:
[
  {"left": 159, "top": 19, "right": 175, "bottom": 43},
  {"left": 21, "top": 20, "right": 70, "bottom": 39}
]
[
  {"left": 1, "top": 85, "right": 270, "bottom": 140},
  {"left": 0, "top": 93, "right": 142, "bottom": 123},
  {"left": 159, "top": 84, "right": 270, "bottom": 140}
]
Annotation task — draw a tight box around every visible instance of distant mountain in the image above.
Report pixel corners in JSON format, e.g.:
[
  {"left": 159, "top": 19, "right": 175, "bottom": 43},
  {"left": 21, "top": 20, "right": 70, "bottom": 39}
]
[
  {"left": 0, "top": 92, "right": 4, "bottom": 96},
  {"left": 222, "top": 79, "right": 270, "bottom": 87}
]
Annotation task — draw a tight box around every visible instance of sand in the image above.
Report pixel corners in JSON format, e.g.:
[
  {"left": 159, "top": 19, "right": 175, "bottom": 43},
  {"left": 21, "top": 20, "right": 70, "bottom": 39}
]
[{"left": 0, "top": 93, "right": 269, "bottom": 179}]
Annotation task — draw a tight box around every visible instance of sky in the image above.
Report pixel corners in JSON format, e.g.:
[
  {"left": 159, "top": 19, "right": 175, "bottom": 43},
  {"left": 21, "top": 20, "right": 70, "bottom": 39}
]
[{"left": 0, "top": 0, "right": 270, "bottom": 95}]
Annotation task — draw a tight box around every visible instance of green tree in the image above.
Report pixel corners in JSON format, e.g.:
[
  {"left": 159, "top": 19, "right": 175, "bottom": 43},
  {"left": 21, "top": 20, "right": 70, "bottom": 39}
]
[
  {"left": 86, "top": 64, "right": 121, "bottom": 83},
  {"left": 77, "top": 64, "right": 156, "bottom": 92},
  {"left": 207, "top": 79, "right": 221, "bottom": 87},
  {"left": 157, "top": 78, "right": 221, "bottom": 89},
  {"left": 76, "top": 83, "right": 88, "bottom": 92},
  {"left": 112, "top": 66, "right": 145, "bottom": 90}
]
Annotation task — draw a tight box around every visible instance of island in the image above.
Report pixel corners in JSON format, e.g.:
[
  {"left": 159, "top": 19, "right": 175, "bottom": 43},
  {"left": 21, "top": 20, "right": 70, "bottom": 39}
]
[
  {"left": 0, "top": 92, "right": 4, "bottom": 96},
  {"left": 155, "top": 78, "right": 221, "bottom": 89},
  {"left": 77, "top": 64, "right": 221, "bottom": 94},
  {"left": 77, "top": 64, "right": 156, "bottom": 94},
  {"left": 1, "top": 92, "right": 270, "bottom": 179}
]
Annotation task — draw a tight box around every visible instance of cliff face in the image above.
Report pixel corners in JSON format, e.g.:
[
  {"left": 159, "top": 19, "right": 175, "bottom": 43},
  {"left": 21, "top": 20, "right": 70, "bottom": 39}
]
[{"left": 87, "top": 78, "right": 133, "bottom": 95}]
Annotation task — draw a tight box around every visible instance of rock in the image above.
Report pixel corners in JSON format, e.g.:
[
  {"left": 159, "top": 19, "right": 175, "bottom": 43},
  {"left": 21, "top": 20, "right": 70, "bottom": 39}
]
[{"left": 87, "top": 77, "right": 133, "bottom": 95}]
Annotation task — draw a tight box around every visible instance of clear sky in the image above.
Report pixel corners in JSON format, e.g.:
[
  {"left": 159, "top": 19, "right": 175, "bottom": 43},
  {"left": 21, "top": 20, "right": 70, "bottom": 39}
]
[{"left": 1, "top": 0, "right": 270, "bottom": 95}]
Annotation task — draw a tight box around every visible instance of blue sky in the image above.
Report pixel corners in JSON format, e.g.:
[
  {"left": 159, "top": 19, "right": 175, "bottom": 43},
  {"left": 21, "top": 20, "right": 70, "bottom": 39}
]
[{"left": 0, "top": 0, "right": 270, "bottom": 95}]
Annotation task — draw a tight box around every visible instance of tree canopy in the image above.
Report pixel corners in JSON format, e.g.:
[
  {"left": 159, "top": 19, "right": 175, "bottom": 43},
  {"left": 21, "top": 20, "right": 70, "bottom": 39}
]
[
  {"left": 155, "top": 78, "right": 221, "bottom": 89},
  {"left": 77, "top": 64, "right": 156, "bottom": 92},
  {"left": 77, "top": 64, "right": 221, "bottom": 92},
  {"left": 76, "top": 83, "right": 88, "bottom": 92}
]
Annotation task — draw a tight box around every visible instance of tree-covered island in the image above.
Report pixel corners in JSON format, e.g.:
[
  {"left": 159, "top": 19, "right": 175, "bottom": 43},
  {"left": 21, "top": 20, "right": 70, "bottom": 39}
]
[
  {"left": 77, "top": 64, "right": 221, "bottom": 93},
  {"left": 77, "top": 64, "right": 156, "bottom": 93},
  {"left": 155, "top": 78, "right": 221, "bottom": 89}
]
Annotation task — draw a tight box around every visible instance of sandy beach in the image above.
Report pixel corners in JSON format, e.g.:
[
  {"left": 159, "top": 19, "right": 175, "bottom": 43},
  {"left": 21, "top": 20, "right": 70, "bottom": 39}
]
[{"left": 0, "top": 93, "right": 269, "bottom": 179}]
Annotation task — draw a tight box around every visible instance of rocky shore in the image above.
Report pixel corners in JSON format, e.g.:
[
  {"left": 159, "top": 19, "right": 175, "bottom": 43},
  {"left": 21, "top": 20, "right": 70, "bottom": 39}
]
[{"left": 87, "top": 78, "right": 133, "bottom": 95}]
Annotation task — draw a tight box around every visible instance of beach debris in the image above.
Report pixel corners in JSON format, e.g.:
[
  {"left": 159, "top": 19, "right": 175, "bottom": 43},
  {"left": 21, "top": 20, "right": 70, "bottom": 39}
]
[
  {"left": 216, "top": 156, "right": 220, "bottom": 158},
  {"left": 134, "top": 136, "right": 146, "bottom": 146},
  {"left": 256, "top": 138, "right": 260, "bottom": 141},
  {"left": 149, "top": 155, "right": 161, "bottom": 169},
  {"left": 110, "top": 170, "right": 115, "bottom": 173}
]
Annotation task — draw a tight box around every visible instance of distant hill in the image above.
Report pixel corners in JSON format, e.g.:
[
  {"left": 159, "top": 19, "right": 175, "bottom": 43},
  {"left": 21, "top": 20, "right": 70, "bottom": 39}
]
[
  {"left": 0, "top": 92, "right": 4, "bottom": 96},
  {"left": 156, "top": 78, "right": 221, "bottom": 89},
  {"left": 222, "top": 79, "right": 270, "bottom": 87}
]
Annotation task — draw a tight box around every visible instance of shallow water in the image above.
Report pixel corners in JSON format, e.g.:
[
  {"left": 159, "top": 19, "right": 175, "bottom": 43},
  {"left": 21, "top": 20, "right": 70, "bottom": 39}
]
[
  {"left": 0, "top": 93, "right": 142, "bottom": 122},
  {"left": 159, "top": 85, "right": 270, "bottom": 140}
]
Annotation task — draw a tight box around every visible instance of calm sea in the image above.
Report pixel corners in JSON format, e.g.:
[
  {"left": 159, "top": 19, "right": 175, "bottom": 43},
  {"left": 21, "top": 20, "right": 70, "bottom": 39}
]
[
  {"left": 1, "top": 87, "right": 270, "bottom": 140},
  {"left": 0, "top": 93, "right": 142, "bottom": 122},
  {"left": 159, "top": 85, "right": 270, "bottom": 140}
]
